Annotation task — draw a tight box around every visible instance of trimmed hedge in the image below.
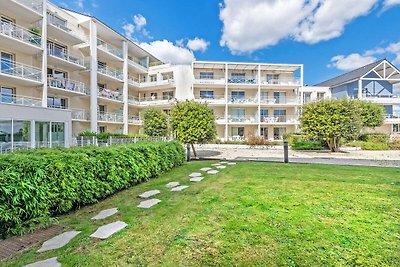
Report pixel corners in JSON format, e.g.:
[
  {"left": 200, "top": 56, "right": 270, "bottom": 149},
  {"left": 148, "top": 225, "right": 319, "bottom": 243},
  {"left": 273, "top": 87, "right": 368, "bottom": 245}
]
[
  {"left": 361, "top": 142, "right": 390, "bottom": 150},
  {"left": 291, "top": 140, "right": 325, "bottom": 150},
  {"left": 0, "top": 141, "right": 185, "bottom": 237},
  {"left": 359, "top": 133, "right": 389, "bottom": 143}
]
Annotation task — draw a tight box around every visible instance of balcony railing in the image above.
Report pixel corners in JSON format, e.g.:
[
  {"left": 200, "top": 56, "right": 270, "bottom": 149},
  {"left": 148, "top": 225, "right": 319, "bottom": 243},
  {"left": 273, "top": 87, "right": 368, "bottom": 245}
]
[
  {"left": 228, "top": 96, "right": 258, "bottom": 104},
  {"left": 71, "top": 109, "right": 90, "bottom": 121},
  {"left": 140, "top": 78, "right": 174, "bottom": 87},
  {"left": 98, "top": 87, "right": 123, "bottom": 101},
  {"left": 0, "top": 60, "right": 42, "bottom": 82},
  {"left": 97, "top": 65, "right": 123, "bottom": 80},
  {"left": 97, "top": 112, "right": 123, "bottom": 123},
  {"left": 0, "top": 94, "right": 42, "bottom": 107},
  {"left": 228, "top": 115, "right": 258, "bottom": 123},
  {"left": 140, "top": 95, "right": 174, "bottom": 102},
  {"left": 128, "top": 58, "right": 148, "bottom": 69},
  {"left": 228, "top": 76, "right": 257, "bottom": 84},
  {"left": 47, "top": 45, "right": 84, "bottom": 66},
  {"left": 15, "top": 0, "right": 43, "bottom": 14},
  {"left": 260, "top": 97, "right": 300, "bottom": 105},
  {"left": 194, "top": 74, "right": 226, "bottom": 84},
  {"left": 48, "top": 76, "right": 87, "bottom": 94},
  {"left": 128, "top": 116, "right": 143, "bottom": 124},
  {"left": 195, "top": 95, "right": 226, "bottom": 103},
  {"left": 0, "top": 21, "right": 41, "bottom": 47},
  {"left": 260, "top": 77, "right": 301, "bottom": 86},
  {"left": 97, "top": 39, "right": 123, "bottom": 58},
  {"left": 260, "top": 115, "right": 298, "bottom": 123},
  {"left": 47, "top": 12, "right": 85, "bottom": 41},
  {"left": 128, "top": 76, "right": 140, "bottom": 87}
]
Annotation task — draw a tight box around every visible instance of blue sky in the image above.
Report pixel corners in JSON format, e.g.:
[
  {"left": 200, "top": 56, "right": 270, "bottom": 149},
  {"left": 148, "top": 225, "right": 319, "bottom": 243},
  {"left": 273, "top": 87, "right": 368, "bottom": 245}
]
[{"left": 57, "top": 0, "right": 400, "bottom": 85}]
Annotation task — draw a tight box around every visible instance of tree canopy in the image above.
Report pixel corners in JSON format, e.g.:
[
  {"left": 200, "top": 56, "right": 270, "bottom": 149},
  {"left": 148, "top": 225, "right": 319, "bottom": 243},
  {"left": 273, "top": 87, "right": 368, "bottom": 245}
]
[
  {"left": 300, "top": 99, "right": 385, "bottom": 152},
  {"left": 142, "top": 107, "right": 168, "bottom": 137}
]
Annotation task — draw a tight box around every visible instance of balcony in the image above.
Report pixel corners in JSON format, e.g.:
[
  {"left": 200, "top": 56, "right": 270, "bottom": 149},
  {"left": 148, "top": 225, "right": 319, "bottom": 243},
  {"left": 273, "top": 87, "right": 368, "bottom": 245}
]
[
  {"left": 134, "top": 95, "right": 175, "bottom": 106},
  {"left": 194, "top": 74, "right": 226, "bottom": 86},
  {"left": 260, "top": 115, "right": 299, "bottom": 124},
  {"left": 1, "top": 0, "right": 43, "bottom": 22},
  {"left": 215, "top": 115, "right": 226, "bottom": 124},
  {"left": 228, "top": 115, "right": 258, "bottom": 124},
  {"left": 385, "top": 114, "right": 400, "bottom": 123},
  {"left": 128, "top": 116, "right": 143, "bottom": 125},
  {"left": 228, "top": 76, "right": 257, "bottom": 85},
  {"left": 228, "top": 96, "right": 258, "bottom": 105},
  {"left": 0, "top": 21, "right": 42, "bottom": 54},
  {"left": 194, "top": 95, "right": 226, "bottom": 105},
  {"left": 140, "top": 78, "right": 175, "bottom": 88},
  {"left": 97, "top": 65, "right": 123, "bottom": 82},
  {"left": 47, "top": 45, "right": 85, "bottom": 70},
  {"left": 47, "top": 13, "right": 86, "bottom": 45},
  {"left": 0, "top": 93, "right": 42, "bottom": 107},
  {"left": 128, "top": 96, "right": 140, "bottom": 106},
  {"left": 128, "top": 76, "right": 140, "bottom": 88},
  {"left": 71, "top": 109, "right": 90, "bottom": 121},
  {"left": 0, "top": 60, "right": 42, "bottom": 85},
  {"left": 260, "top": 77, "right": 301, "bottom": 87},
  {"left": 98, "top": 112, "right": 124, "bottom": 123},
  {"left": 97, "top": 39, "right": 123, "bottom": 61},
  {"left": 47, "top": 76, "right": 87, "bottom": 96},
  {"left": 363, "top": 94, "right": 400, "bottom": 104},
  {"left": 128, "top": 58, "right": 147, "bottom": 73},
  {"left": 98, "top": 87, "right": 123, "bottom": 102},
  {"left": 260, "top": 97, "right": 300, "bottom": 105}
]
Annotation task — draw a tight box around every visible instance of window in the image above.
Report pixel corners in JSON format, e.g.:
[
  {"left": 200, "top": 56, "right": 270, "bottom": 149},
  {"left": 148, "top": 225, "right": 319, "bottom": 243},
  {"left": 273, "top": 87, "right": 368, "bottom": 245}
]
[
  {"left": 260, "top": 109, "right": 269, "bottom": 122},
  {"left": 48, "top": 68, "right": 67, "bottom": 79},
  {"left": 98, "top": 105, "right": 106, "bottom": 114},
  {"left": 199, "top": 91, "right": 214, "bottom": 99},
  {"left": 0, "top": 86, "right": 15, "bottom": 103},
  {"left": 273, "top": 127, "right": 286, "bottom": 140},
  {"left": 231, "top": 91, "right": 245, "bottom": 102},
  {"left": 47, "top": 96, "right": 67, "bottom": 109},
  {"left": 317, "top": 92, "right": 325, "bottom": 100},
  {"left": 261, "top": 127, "right": 268, "bottom": 139},
  {"left": 199, "top": 72, "right": 214, "bottom": 79},
  {"left": 260, "top": 91, "right": 268, "bottom": 101},
  {"left": 231, "top": 108, "right": 245, "bottom": 122},
  {"left": 47, "top": 12, "right": 68, "bottom": 31},
  {"left": 303, "top": 92, "right": 312, "bottom": 104},
  {"left": 231, "top": 127, "right": 244, "bottom": 137},
  {"left": 274, "top": 92, "right": 286, "bottom": 104},
  {"left": 47, "top": 41, "right": 67, "bottom": 58},
  {"left": 99, "top": 126, "right": 106, "bottom": 133},
  {"left": 0, "top": 120, "right": 12, "bottom": 144},
  {"left": 393, "top": 124, "right": 400, "bottom": 133},
  {"left": 150, "top": 75, "right": 157, "bottom": 82},
  {"left": 230, "top": 73, "right": 245, "bottom": 83},
  {"left": 150, "top": 92, "right": 157, "bottom": 100},
  {"left": 163, "top": 91, "right": 174, "bottom": 100},
  {"left": 1, "top": 51, "right": 14, "bottom": 74},
  {"left": 162, "top": 72, "right": 173, "bottom": 80},
  {"left": 274, "top": 109, "right": 286, "bottom": 122},
  {"left": 35, "top": 121, "right": 50, "bottom": 147},
  {"left": 267, "top": 74, "right": 279, "bottom": 84},
  {"left": 51, "top": 122, "right": 65, "bottom": 147}
]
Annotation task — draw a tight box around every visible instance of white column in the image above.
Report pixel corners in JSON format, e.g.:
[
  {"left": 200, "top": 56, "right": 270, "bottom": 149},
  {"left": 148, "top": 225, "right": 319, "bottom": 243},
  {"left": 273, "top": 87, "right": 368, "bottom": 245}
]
[
  {"left": 358, "top": 79, "right": 363, "bottom": 99},
  {"left": 224, "top": 63, "right": 228, "bottom": 140},
  {"left": 41, "top": 0, "right": 48, "bottom": 107},
  {"left": 257, "top": 64, "right": 261, "bottom": 136},
  {"left": 89, "top": 19, "right": 98, "bottom": 132},
  {"left": 122, "top": 41, "right": 129, "bottom": 134}
]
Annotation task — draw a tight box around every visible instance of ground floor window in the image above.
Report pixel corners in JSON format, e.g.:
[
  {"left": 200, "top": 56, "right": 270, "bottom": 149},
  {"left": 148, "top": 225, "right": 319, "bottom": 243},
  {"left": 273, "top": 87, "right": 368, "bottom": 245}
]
[
  {"left": 99, "top": 126, "right": 106, "bottom": 133},
  {"left": 393, "top": 124, "right": 400, "bottom": 133},
  {"left": 261, "top": 127, "right": 268, "bottom": 139},
  {"left": 231, "top": 127, "right": 244, "bottom": 137},
  {"left": 273, "top": 127, "right": 286, "bottom": 140},
  {"left": 0, "top": 120, "right": 33, "bottom": 152}
]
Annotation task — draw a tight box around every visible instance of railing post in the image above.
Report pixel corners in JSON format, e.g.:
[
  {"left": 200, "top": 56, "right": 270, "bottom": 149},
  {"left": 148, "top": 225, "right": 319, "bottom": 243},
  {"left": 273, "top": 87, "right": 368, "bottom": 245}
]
[{"left": 284, "top": 140, "right": 289, "bottom": 163}]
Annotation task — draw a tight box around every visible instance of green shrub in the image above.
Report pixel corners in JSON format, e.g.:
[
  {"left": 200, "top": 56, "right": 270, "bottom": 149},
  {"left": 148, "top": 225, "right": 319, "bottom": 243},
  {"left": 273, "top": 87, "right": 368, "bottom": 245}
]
[
  {"left": 389, "top": 140, "right": 400, "bottom": 150},
  {"left": 292, "top": 140, "right": 325, "bottom": 150},
  {"left": 361, "top": 142, "right": 390, "bottom": 150},
  {"left": 77, "top": 131, "right": 149, "bottom": 140},
  {"left": 359, "top": 133, "right": 389, "bottom": 143},
  {"left": 0, "top": 141, "right": 185, "bottom": 237},
  {"left": 283, "top": 133, "right": 305, "bottom": 146},
  {"left": 245, "top": 135, "right": 271, "bottom": 147},
  {"left": 344, "top": 140, "right": 365, "bottom": 147}
]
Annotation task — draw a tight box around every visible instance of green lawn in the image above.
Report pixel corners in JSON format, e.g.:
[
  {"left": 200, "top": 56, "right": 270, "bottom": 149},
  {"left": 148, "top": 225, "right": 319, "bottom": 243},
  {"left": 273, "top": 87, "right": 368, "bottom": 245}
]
[{"left": 2, "top": 162, "right": 399, "bottom": 267}]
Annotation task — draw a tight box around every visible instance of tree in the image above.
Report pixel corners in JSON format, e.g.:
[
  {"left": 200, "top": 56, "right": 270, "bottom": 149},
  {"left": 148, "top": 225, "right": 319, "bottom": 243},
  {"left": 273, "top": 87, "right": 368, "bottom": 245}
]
[
  {"left": 143, "top": 107, "right": 168, "bottom": 137},
  {"left": 300, "top": 99, "right": 384, "bottom": 152},
  {"left": 171, "top": 101, "right": 216, "bottom": 158}
]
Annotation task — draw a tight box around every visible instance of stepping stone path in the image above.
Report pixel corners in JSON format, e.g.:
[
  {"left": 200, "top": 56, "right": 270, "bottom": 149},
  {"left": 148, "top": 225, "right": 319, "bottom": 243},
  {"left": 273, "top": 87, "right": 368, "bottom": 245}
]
[
  {"left": 189, "top": 172, "right": 202, "bottom": 178},
  {"left": 207, "top": 170, "right": 219, "bottom": 175},
  {"left": 211, "top": 163, "right": 221, "bottom": 166},
  {"left": 220, "top": 161, "right": 229, "bottom": 164},
  {"left": 137, "top": 199, "right": 161, "bottom": 209},
  {"left": 171, "top": 185, "right": 189, "bottom": 192},
  {"left": 138, "top": 190, "right": 160, "bottom": 199},
  {"left": 91, "top": 208, "right": 118, "bottom": 220},
  {"left": 37, "top": 231, "right": 80, "bottom": 252},
  {"left": 24, "top": 257, "right": 61, "bottom": 267},
  {"left": 216, "top": 166, "right": 226, "bottom": 169},
  {"left": 90, "top": 221, "right": 128, "bottom": 239},
  {"left": 166, "top": 182, "right": 180, "bottom": 188},
  {"left": 200, "top": 167, "right": 212, "bottom": 172},
  {"left": 190, "top": 177, "right": 204, "bottom": 182},
  {"left": 227, "top": 162, "right": 236, "bottom": 165}
]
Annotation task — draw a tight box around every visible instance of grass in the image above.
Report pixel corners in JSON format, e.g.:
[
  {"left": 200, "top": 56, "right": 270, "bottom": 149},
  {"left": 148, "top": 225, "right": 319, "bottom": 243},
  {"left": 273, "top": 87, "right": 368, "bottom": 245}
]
[{"left": 2, "top": 161, "right": 399, "bottom": 267}]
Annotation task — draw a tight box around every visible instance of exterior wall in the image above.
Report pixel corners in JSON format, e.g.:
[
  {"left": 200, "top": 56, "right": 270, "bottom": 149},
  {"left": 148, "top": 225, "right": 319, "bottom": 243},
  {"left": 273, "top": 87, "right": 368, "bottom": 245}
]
[{"left": 331, "top": 81, "right": 358, "bottom": 99}]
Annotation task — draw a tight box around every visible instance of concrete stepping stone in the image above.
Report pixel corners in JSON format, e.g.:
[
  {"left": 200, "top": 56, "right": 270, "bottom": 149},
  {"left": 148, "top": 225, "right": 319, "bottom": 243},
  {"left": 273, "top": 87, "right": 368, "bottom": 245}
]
[
  {"left": 211, "top": 163, "right": 221, "bottom": 166},
  {"left": 189, "top": 172, "right": 202, "bottom": 177},
  {"left": 166, "top": 182, "right": 180, "bottom": 188},
  {"left": 171, "top": 185, "right": 189, "bottom": 192},
  {"left": 216, "top": 165, "right": 226, "bottom": 169},
  {"left": 207, "top": 170, "right": 219, "bottom": 175},
  {"left": 37, "top": 231, "right": 81, "bottom": 252},
  {"left": 190, "top": 177, "right": 204, "bottom": 182},
  {"left": 90, "top": 221, "right": 128, "bottom": 239},
  {"left": 227, "top": 162, "right": 236, "bottom": 165},
  {"left": 24, "top": 257, "right": 61, "bottom": 267},
  {"left": 200, "top": 167, "right": 212, "bottom": 171},
  {"left": 137, "top": 199, "right": 161, "bottom": 208},
  {"left": 91, "top": 208, "right": 118, "bottom": 220},
  {"left": 220, "top": 161, "right": 228, "bottom": 164},
  {"left": 138, "top": 190, "right": 160, "bottom": 199}
]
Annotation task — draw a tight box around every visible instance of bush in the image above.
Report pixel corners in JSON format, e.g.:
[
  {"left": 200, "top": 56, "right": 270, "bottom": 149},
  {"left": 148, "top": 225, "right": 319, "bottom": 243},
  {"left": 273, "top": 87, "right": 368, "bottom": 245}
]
[
  {"left": 283, "top": 133, "right": 306, "bottom": 146},
  {"left": 292, "top": 140, "right": 325, "bottom": 150},
  {"left": 389, "top": 140, "right": 400, "bottom": 150},
  {"left": 361, "top": 142, "right": 390, "bottom": 150},
  {"left": 0, "top": 141, "right": 185, "bottom": 237},
  {"left": 245, "top": 135, "right": 271, "bottom": 147},
  {"left": 78, "top": 131, "right": 149, "bottom": 140},
  {"left": 359, "top": 133, "right": 389, "bottom": 143}
]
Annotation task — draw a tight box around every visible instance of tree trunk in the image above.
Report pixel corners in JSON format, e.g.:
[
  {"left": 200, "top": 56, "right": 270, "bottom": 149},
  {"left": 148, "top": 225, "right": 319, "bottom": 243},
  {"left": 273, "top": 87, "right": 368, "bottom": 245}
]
[
  {"left": 191, "top": 143, "right": 197, "bottom": 158},
  {"left": 328, "top": 137, "right": 340, "bottom": 152}
]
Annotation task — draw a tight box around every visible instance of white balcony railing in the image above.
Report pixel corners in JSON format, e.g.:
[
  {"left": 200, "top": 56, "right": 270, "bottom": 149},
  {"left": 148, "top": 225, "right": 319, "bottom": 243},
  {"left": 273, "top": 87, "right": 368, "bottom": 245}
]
[
  {"left": 97, "top": 39, "right": 123, "bottom": 58},
  {"left": 47, "top": 12, "right": 85, "bottom": 41},
  {"left": 228, "top": 96, "right": 258, "bottom": 104},
  {"left": 128, "top": 76, "right": 140, "bottom": 87},
  {"left": 228, "top": 76, "right": 258, "bottom": 84},
  {"left": 139, "top": 95, "right": 174, "bottom": 103},
  {"left": 128, "top": 116, "right": 143, "bottom": 124},
  {"left": 0, "top": 94, "right": 42, "bottom": 107},
  {"left": 48, "top": 76, "right": 87, "bottom": 94},
  {"left": 98, "top": 87, "right": 123, "bottom": 101},
  {"left": 0, "top": 21, "right": 41, "bottom": 47},
  {"left": 47, "top": 45, "right": 85, "bottom": 66},
  {"left": 260, "top": 97, "right": 300, "bottom": 105},
  {"left": 97, "top": 112, "right": 123, "bottom": 123},
  {"left": 71, "top": 109, "right": 90, "bottom": 121},
  {"left": 194, "top": 74, "right": 226, "bottom": 85},
  {"left": 128, "top": 58, "right": 148, "bottom": 69},
  {"left": 260, "top": 115, "right": 298, "bottom": 123},
  {"left": 195, "top": 95, "right": 226, "bottom": 104},
  {"left": 98, "top": 66, "right": 123, "bottom": 80},
  {"left": 0, "top": 60, "right": 42, "bottom": 82},
  {"left": 15, "top": 0, "right": 43, "bottom": 14},
  {"left": 260, "top": 77, "right": 301, "bottom": 86},
  {"left": 140, "top": 78, "right": 174, "bottom": 87},
  {"left": 228, "top": 115, "right": 258, "bottom": 123}
]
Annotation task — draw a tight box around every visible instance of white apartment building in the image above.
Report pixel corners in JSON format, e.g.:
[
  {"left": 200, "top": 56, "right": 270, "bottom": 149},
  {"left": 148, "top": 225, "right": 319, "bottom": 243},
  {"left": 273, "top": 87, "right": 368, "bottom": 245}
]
[{"left": 0, "top": 0, "right": 305, "bottom": 152}]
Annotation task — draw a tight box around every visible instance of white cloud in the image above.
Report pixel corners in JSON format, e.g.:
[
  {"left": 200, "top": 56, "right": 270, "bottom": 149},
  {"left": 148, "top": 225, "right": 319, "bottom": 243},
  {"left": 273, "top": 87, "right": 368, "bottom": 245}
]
[
  {"left": 133, "top": 14, "right": 147, "bottom": 30},
  {"left": 328, "top": 54, "right": 377, "bottom": 71},
  {"left": 329, "top": 41, "right": 400, "bottom": 70},
  {"left": 91, "top": 0, "right": 98, "bottom": 8},
  {"left": 74, "top": 0, "right": 84, "bottom": 8},
  {"left": 122, "top": 23, "right": 135, "bottom": 40},
  {"left": 140, "top": 40, "right": 195, "bottom": 65},
  {"left": 383, "top": 0, "right": 400, "bottom": 9},
  {"left": 122, "top": 14, "right": 152, "bottom": 40},
  {"left": 219, "top": 0, "right": 379, "bottom": 54},
  {"left": 186, "top": 38, "right": 210, "bottom": 52}
]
